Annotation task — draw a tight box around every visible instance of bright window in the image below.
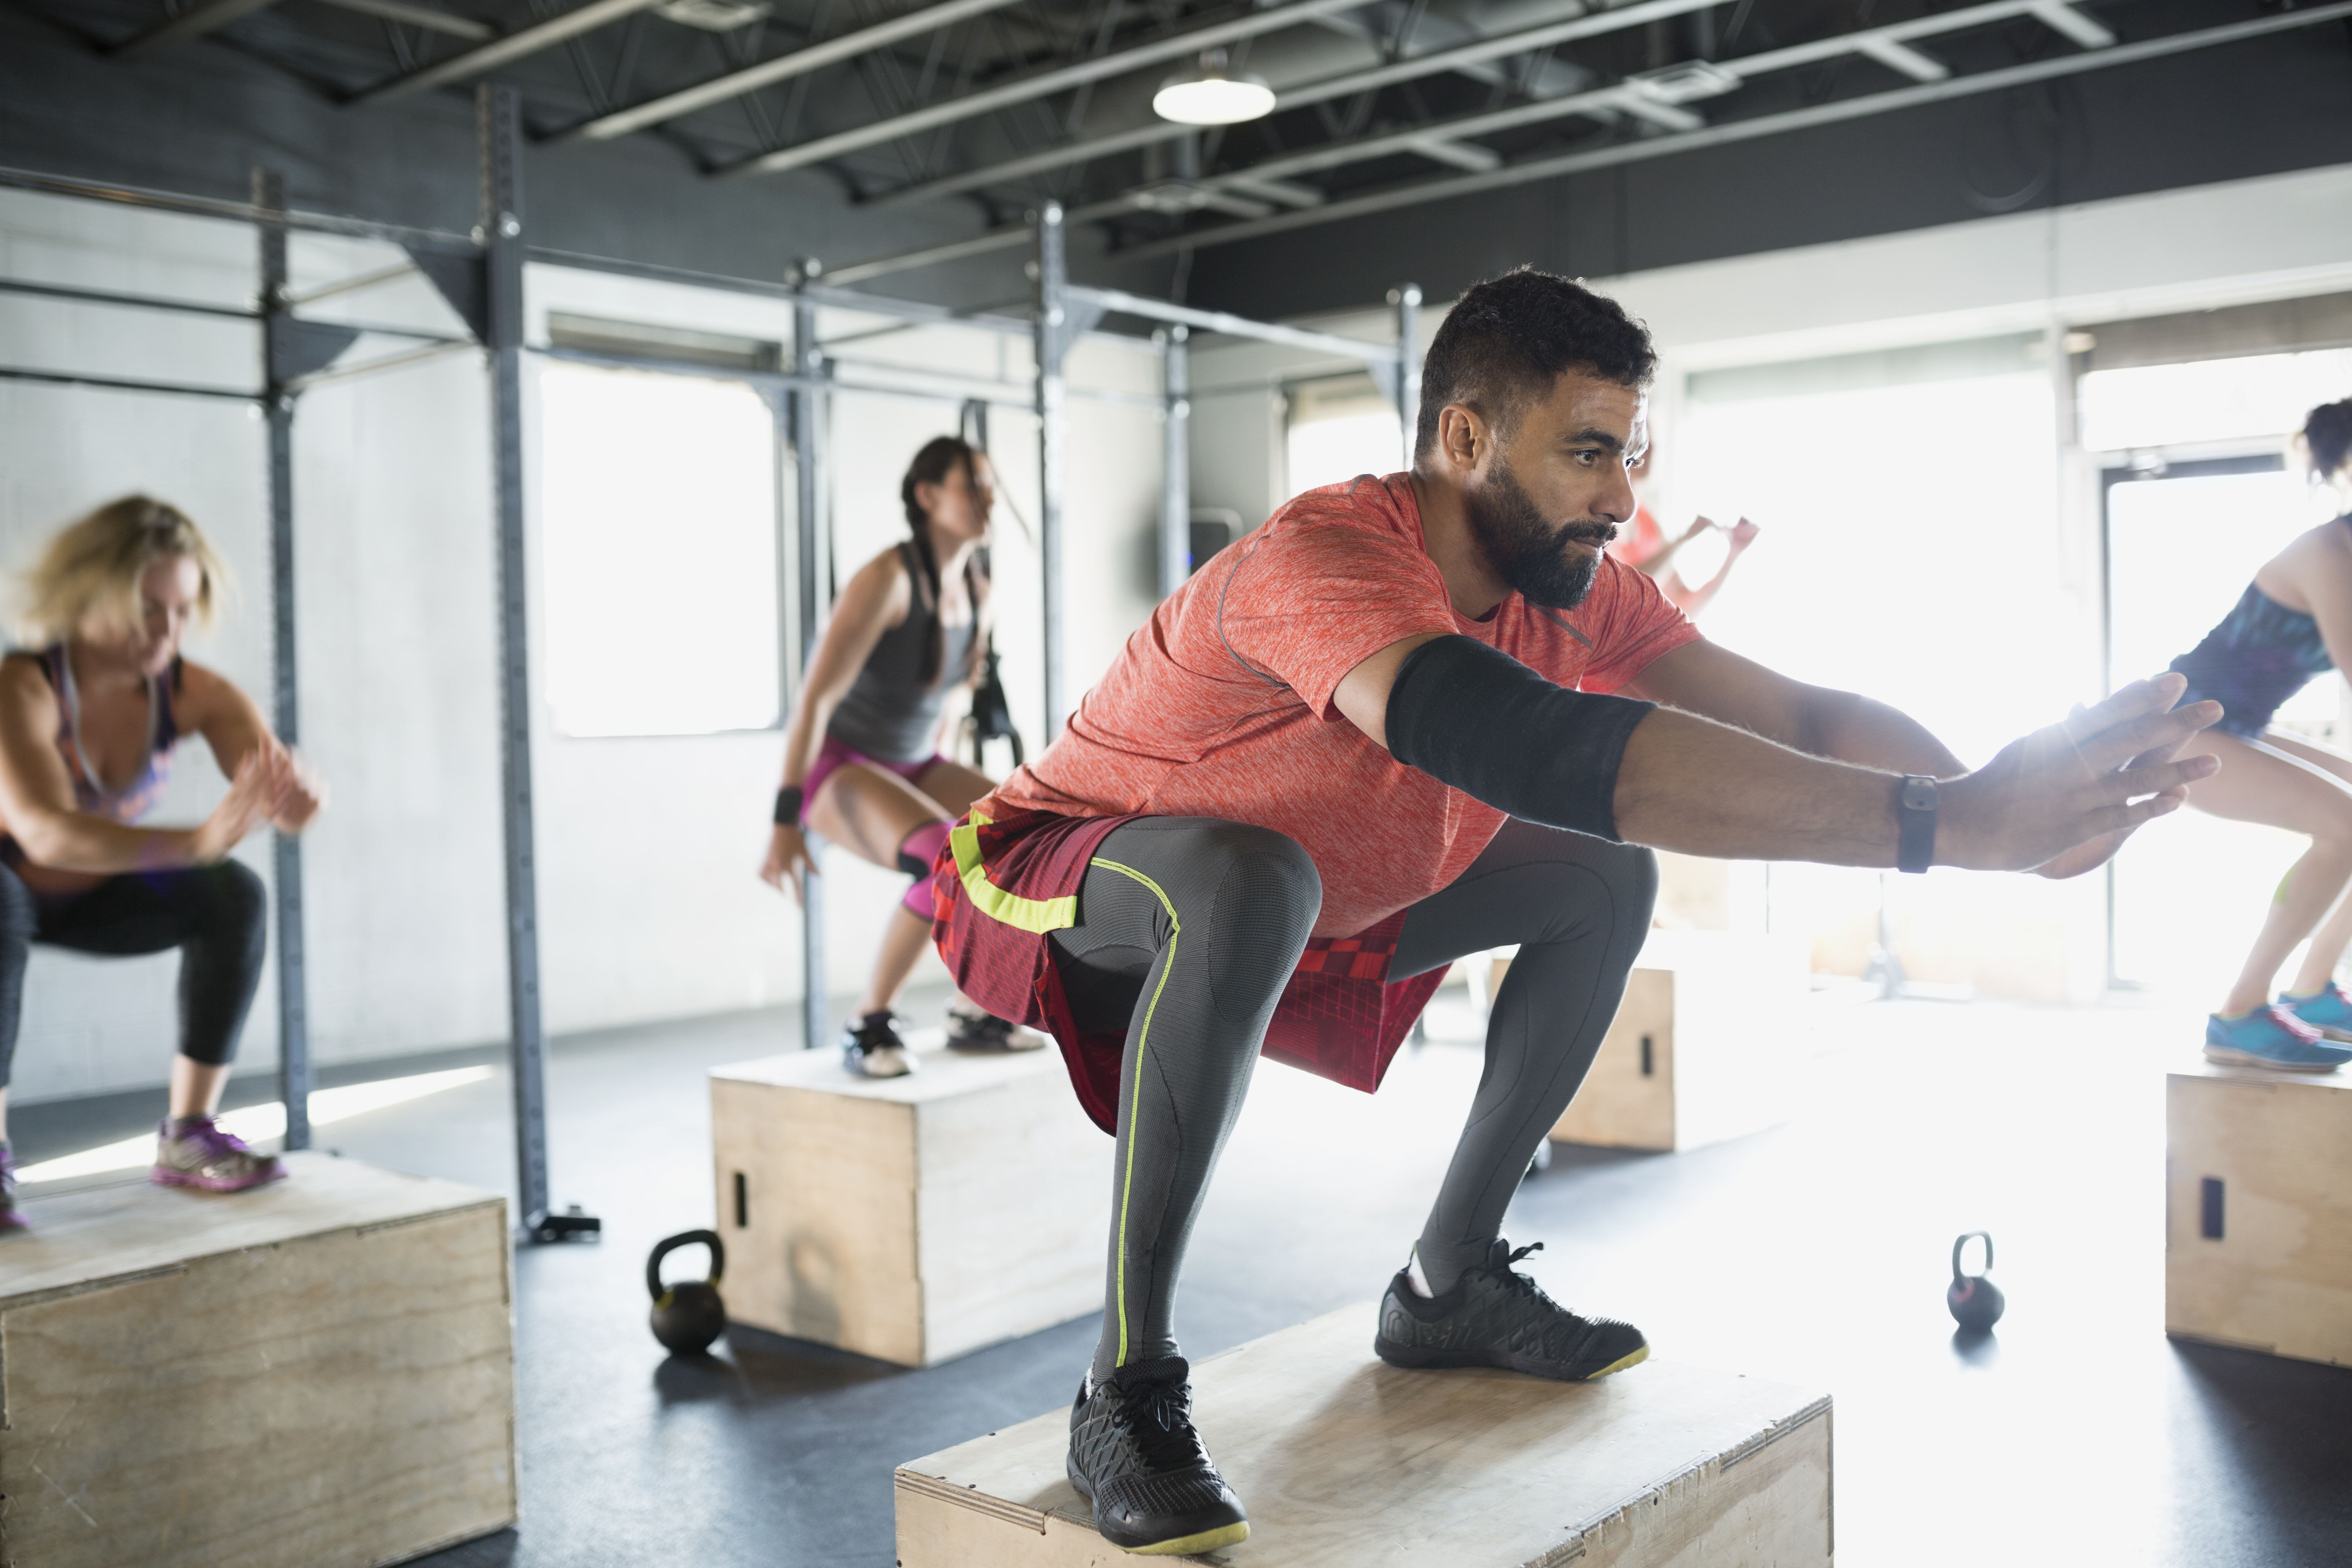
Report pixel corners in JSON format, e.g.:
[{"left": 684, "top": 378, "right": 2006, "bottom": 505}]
[
  {"left": 539, "top": 362, "right": 782, "bottom": 738},
  {"left": 1285, "top": 378, "right": 1403, "bottom": 498},
  {"left": 2078, "top": 348, "right": 2352, "bottom": 453}
]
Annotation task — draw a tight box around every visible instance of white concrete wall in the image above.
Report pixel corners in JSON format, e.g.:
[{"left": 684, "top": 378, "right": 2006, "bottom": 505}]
[{"left": 0, "top": 192, "right": 1165, "bottom": 1101}]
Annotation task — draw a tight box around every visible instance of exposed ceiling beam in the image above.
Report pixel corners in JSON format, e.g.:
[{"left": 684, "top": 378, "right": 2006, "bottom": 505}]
[
  {"left": 817, "top": 0, "right": 2128, "bottom": 281},
  {"left": 858, "top": 0, "right": 1723, "bottom": 208},
  {"left": 356, "top": 0, "right": 666, "bottom": 104},
  {"left": 865, "top": 122, "right": 1192, "bottom": 208},
  {"left": 566, "top": 0, "right": 1032, "bottom": 140},
  {"left": 114, "top": 0, "right": 288, "bottom": 58},
  {"left": 721, "top": 0, "right": 1381, "bottom": 179},
  {"left": 2029, "top": 0, "right": 2116, "bottom": 49},
  {"left": 315, "top": 0, "right": 495, "bottom": 40},
  {"left": 1853, "top": 36, "right": 1949, "bottom": 83},
  {"left": 1116, "top": 0, "right": 2351, "bottom": 261}
]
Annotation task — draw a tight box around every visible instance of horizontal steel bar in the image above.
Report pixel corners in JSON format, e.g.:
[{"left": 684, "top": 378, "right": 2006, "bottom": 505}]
[
  {"left": 283, "top": 261, "right": 419, "bottom": 306},
  {"left": 359, "top": 0, "right": 668, "bottom": 105},
  {"left": 115, "top": 0, "right": 287, "bottom": 58},
  {"left": 537, "top": 344, "right": 1149, "bottom": 409},
  {"left": 1117, "top": 2, "right": 2347, "bottom": 261},
  {"left": 569, "top": 0, "right": 1030, "bottom": 142},
  {"left": 316, "top": 0, "right": 495, "bottom": 39},
  {"left": 523, "top": 244, "right": 1037, "bottom": 335},
  {"left": 0, "top": 165, "right": 482, "bottom": 252},
  {"left": 285, "top": 339, "right": 476, "bottom": 391},
  {"left": 0, "top": 365, "right": 260, "bottom": 401},
  {"left": 0, "top": 275, "right": 258, "bottom": 321},
  {"left": 1068, "top": 285, "right": 1396, "bottom": 364}
]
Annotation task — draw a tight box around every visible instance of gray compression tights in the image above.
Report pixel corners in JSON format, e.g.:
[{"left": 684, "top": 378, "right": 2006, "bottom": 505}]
[{"left": 1051, "top": 816, "right": 1655, "bottom": 1381}]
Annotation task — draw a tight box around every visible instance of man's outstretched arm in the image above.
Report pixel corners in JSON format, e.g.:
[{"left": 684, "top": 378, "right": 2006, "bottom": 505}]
[
  {"left": 1620, "top": 637, "right": 1965, "bottom": 777},
  {"left": 1332, "top": 633, "right": 2220, "bottom": 873}
]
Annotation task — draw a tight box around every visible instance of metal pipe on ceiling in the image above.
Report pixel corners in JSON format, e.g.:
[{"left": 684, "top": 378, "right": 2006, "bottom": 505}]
[
  {"left": 114, "top": 0, "right": 288, "bottom": 58},
  {"left": 357, "top": 0, "right": 667, "bottom": 105},
  {"left": 1116, "top": 0, "right": 2352, "bottom": 261},
  {"left": 566, "top": 0, "right": 1033, "bottom": 141},
  {"left": 722, "top": 0, "right": 1379, "bottom": 180}
]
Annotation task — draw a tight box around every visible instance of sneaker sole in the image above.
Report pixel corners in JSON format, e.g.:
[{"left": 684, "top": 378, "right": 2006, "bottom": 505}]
[
  {"left": 151, "top": 1166, "right": 286, "bottom": 1193},
  {"left": 2202, "top": 1044, "right": 2345, "bottom": 1074},
  {"left": 1067, "top": 1457, "right": 1250, "bottom": 1556},
  {"left": 1373, "top": 1337, "right": 1650, "bottom": 1381}
]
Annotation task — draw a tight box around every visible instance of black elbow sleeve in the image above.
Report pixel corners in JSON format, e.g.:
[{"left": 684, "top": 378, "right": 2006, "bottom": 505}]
[{"left": 1384, "top": 635, "right": 1655, "bottom": 841}]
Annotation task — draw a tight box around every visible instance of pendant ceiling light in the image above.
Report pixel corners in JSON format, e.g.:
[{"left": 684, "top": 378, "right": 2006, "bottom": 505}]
[{"left": 1153, "top": 49, "right": 1276, "bottom": 126}]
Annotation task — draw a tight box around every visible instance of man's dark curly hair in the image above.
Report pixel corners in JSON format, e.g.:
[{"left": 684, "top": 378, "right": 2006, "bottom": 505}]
[{"left": 1414, "top": 268, "right": 1657, "bottom": 459}]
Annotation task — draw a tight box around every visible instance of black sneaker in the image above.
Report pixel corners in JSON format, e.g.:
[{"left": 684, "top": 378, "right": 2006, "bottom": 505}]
[
  {"left": 1374, "top": 1239, "right": 1648, "bottom": 1381},
  {"left": 1066, "top": 1357, "right": 1250, "bottom": 1556},
  {"left": 841, "top": 1011, "right": 916, "bottom": 1079},
  {"left": 944, "top": 998, "right": 1047, "bottom": 1052}
]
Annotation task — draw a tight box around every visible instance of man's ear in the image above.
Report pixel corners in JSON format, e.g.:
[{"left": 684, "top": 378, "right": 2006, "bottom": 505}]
[{"left": 1437, "top": 403, "right": 1488, "bottom": 474}]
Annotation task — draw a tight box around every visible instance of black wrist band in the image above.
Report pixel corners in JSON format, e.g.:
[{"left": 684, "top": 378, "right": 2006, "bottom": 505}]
[
  {"left": 1896, "top": 775, "right": 1937, "bottom": 874},
  {"left": 773, "top": 786, "right": 804, "bottom": 825}
]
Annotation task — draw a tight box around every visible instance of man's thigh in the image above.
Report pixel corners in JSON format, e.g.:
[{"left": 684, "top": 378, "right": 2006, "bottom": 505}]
[{"left": 1390, "top": 822, "right": 1657, "bottom": 980}]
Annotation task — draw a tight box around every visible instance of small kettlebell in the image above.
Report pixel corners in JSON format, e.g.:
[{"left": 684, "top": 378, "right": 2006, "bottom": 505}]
[
  {"left": 647, "top": 1229, "right": 728, "bottom": 1355},
  {"left": 1946, "top": 1230, "right": 2005, "bottom": 1332}
]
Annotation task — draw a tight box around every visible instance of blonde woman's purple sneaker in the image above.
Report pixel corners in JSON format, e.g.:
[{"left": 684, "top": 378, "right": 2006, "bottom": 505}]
[
  {"left": 0, "top": 1144, "right": 27, "bottom": 1235},
  {"left": 152, "top": 1116, "right": 285, "bottom": 1192},
  {"left": 2277, "top": 982, "right": 2352, "bottom": 1043}
]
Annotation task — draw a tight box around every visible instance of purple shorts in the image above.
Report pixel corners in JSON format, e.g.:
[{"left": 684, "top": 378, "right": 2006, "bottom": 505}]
[{"left": 802, "top": 735, "right": 942, "bottom": 823}]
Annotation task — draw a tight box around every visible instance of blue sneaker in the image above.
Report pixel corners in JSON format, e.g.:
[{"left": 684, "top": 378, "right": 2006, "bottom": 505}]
[
  {"left": 2204, "top": 1007, "right": 2351, "bottom": 1073},
  {"left": 2276, "top": 981, "right": 2352, "bottom": 1043}
]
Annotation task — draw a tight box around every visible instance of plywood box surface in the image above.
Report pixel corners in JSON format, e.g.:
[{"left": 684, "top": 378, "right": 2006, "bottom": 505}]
[
  {"left": 1549, "top": 928, "right": 1809, "bottom": 1153},
  {"left": 895, "top": 1304, "right": 1832, "bottom": 1568},
  {"left": 0, "top": 1152, "right": 515, "bottom": 1568},
  {"left": 2166, "top": 1063, "right": 2352, "bottom": 1367},
  {"left": 713, "top": 1036, "right": 1111, "bottom": 1366}
]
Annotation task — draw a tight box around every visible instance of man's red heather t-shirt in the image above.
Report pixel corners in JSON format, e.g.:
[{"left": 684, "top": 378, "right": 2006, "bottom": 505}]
[{"left": 980, "top": 472, "right": 1699, "bottom": 938}]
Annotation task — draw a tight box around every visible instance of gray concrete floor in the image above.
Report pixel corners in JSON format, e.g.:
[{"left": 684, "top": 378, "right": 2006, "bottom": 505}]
[{"left": 13, "top": 988, "right": 2348, "bottom": 1566}]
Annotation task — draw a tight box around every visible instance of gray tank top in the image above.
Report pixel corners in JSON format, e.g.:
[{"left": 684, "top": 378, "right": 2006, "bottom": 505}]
[{"left": 826, "top": 543, "right": 978, "bottom": 764}]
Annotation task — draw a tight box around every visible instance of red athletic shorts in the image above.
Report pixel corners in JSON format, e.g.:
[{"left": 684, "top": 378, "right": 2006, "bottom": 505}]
[{"left": 929, "top": 806, "right": 1447, "bottom": 1134}]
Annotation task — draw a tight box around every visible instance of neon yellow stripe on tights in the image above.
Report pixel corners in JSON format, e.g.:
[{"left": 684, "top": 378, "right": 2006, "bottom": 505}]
[{"left": 1088, "top": 854, "right": 1180, "bottom": 1368}]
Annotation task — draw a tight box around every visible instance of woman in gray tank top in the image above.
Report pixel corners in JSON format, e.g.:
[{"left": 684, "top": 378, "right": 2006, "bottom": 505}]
[{"left": 760, "top": 437, "right": 1045, "bottom": 1076}]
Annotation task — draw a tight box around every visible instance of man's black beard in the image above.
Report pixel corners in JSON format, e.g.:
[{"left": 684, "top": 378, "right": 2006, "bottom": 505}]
[{"left": 1463, "top": 457, "right": 1613, "bottom": 610}]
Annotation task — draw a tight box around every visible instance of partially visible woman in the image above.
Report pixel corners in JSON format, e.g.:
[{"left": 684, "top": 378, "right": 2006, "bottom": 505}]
[
  {"left": 2163, "top": 399, "right": 2352, "bottom": 1070},
  {"left": 761, "top": 437, "right": 1043, "bottom": 1078},
  {"left": 0, "top": 497, "right": 321, "bottom": 1236},
  {"left": 1606, "top": 439, "right": 1761, "bottom": 619}
]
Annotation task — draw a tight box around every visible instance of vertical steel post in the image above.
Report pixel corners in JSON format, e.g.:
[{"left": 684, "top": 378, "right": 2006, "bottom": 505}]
[
  {"left": 1158, "top": 325, "right": 1190, "bottom": 599},
  {"left": 1033, "top": 204, "right": 1069, "bottom": 736},
  {"left": 791, "top": 278, "right": 827, "bottom": 1051},
  {"left": 1392, "top": 284, "right": 1423, "bottom": 469},
  {"left": 253, "top": 169, "right": 312, "bottom": 1154},
  {"left": 483, "top": 85, "right": 586, "bottom": 1241}
]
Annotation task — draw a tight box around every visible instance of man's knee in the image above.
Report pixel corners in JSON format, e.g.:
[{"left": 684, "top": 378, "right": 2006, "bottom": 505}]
[
  {"left": 0, "top": 869, "right": 36, "bottom": 951},
  {"left": 1193, "top": 823, "right": 1320, "bottom": 1023},
  {"left": 1490, "top": 826, "right": 1657, "bottom": 942}
]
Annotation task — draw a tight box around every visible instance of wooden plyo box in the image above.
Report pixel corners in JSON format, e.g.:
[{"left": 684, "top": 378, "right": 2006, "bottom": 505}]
[
  {"left": 0, "top": 1152, "right": 515, "bottom": 1568},
  {"left": 2166, "top": 1062, "right": 2352, "bottom": 1367},
  {"left": 712, "top": 1037, "right": 1110, "bottom": 1367},
  {"left": 1548, "top": 928, "right": 1809, "bottom": 1153},
  {"left": 895, "top": 1304, "right": 1832, "bottom": 1568}
]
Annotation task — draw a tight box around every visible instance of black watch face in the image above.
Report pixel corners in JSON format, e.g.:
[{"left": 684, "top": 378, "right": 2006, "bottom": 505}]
[{"left": 1902, "top": 779, "right": 1938, "bottom": 811}]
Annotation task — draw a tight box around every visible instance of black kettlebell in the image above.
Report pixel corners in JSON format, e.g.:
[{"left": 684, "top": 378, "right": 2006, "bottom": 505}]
[
  {"left": 647, "top": 1229, "right": 728, "bottom": 1355},
  {"left": 1946, "top": 1230, "right": 2005, "bottom": 1332}
]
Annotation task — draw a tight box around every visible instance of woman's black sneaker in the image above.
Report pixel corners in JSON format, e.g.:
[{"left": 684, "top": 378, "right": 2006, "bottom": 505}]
[
  {"left": 841, "top": 1011, "right": 917, "bottom": 1078},
  {"left": 1374, "top": 1238, "right": 1649, "bottom": 1381},
  {"left": 1066, "top": 1356, "right": 1250, "bottom": 1555}
]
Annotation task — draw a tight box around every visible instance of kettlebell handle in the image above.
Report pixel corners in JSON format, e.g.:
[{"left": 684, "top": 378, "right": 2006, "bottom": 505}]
[
  {"left": 1951, "top": 1230, "right": 1993, "bottom": 1282},
  {"left": 647, "top": 1229, "right": 726, "bottom": 1302}
]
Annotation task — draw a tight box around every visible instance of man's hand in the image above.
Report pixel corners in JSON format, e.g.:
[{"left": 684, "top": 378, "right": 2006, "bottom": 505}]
[{"left": 1939, "top": 675, "right": 2220, "bottom": 873}]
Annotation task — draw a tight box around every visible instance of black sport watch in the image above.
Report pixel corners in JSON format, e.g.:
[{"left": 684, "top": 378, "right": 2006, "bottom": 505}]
[{"left": 1896, "top": 776, "right": 1937, "bottom": 874}]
